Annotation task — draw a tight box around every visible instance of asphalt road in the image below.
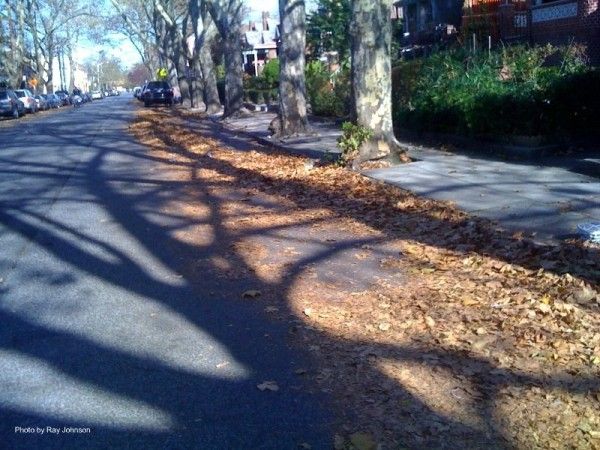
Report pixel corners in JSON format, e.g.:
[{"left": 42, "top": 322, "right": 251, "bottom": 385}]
[{"left": 0, "top": 97, "right": 331, "bottom": 449}]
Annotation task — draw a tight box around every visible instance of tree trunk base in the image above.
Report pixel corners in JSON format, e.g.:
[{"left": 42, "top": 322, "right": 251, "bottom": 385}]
[
  {"left": 352, "top": 136, "right": 410, "bottom": 169},
  {"left": 222, "top": 106, "right": 253, "bottom": 120},
  {"left": 205, "top": 103, "right": 222, "bottom": 115},
  {"left": 269, "top": 116, "right": 314, "bottom": 139}
]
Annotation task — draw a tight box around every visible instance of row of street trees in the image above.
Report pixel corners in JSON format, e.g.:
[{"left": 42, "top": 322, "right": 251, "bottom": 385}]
[
  {"left": 0, "top": 0, "right": 403, "bottom": 163},
  {"left": 0, "top": 0, "right": 104, "bottom": 92},
  {"left": 108, "top": 0, "right": 404, "bottom": 163}
]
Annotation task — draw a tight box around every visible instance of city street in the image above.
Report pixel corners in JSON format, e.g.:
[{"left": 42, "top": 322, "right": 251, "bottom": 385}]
[
  {"left": 0, "top": 97, "right": 332, "bottom": 449},
  {"left": 1, "top": 96, "right": 598, "bottom": 450}
]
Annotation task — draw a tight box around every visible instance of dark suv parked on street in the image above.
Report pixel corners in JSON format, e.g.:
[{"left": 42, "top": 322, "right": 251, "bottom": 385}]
[{"left": 142, "top": 81, "right": 174, "bottom": 107}]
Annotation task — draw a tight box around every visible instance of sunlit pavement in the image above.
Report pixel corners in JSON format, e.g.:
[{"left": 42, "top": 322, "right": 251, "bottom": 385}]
[{"left": 0, "top": 97, "right": 331, "bottom": 449}]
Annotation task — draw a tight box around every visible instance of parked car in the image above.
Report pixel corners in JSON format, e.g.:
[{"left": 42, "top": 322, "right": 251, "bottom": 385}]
[
  {"left": 91, "top": 91, "right": 103, "bottom": 100},
  {"left": 34, "top": 95, "right": 49, "bottom": 111},
  {"left": 43, "top": 93, "right": 61, "bottom": 108},
  {"left": 14, "top": 89, "right": 38, "bottom": 113},
  {"left": 142, "top": 81, "right": 174, "bottom": 107},
  {"left": 0, "top": 89, "right": 25, "bottom": 119},
  {"left": 55, "top": 90, "right": 71, "bottom": 106},
  {"left": 137, "top": 83, "right": 148, "bottom": 102}
]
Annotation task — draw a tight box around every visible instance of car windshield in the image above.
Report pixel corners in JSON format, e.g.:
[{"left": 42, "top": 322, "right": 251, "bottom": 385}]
[
  {"left": 147, "top": 82, "right": 169, "bottom": 89},
  {"left": 14, "top": 91, "right": 25, "bottom": 97}
]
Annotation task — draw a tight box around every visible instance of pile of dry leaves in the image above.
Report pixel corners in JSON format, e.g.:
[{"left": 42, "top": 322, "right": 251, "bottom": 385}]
[{"left": 131, "top": 108, "right": 599, "bottom": 450}]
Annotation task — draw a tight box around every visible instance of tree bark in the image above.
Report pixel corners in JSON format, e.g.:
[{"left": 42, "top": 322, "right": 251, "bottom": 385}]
[
  {"left": 196, "top": 1, "right": 220, "bottom": 113},
  {"left": 67, "top": 44, "right": 75, "bottom": 92},
  {"left": 277, "top": 0, "right": 310, "bottom": 137},
  {"left": 198, "top": 43, "right": 220, "bottom": 113},
  {"left": 350, "top": 0, "right": 406, "bottom": 164},
  {"left": 207, "top": 0, "right": 244, "bottom": 117},
  {"left": 222, "top": 30, "right": 243, "bottom": 117}
]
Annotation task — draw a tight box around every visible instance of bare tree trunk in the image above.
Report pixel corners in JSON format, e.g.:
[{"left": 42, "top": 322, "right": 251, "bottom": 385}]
[
  {"left": 189, "top": 58, "right": 203, "bottom": 108},
  {"left": 46, "top": 49, "right": 54, "bottom": 93},
  {"left": 45, "top": 33, "right": 56, "bottom": 93},
  {"left": 67, "top": 44, "right": 75, "bottom": 92},
  {"left": 207, "top": 0, "right": 244, "bottom": 117},
  {"left": 350, "top": 0, "right": 407, "bottom": 165},
  {"left": 197, "top": 47, "right": 220, "bottom": 113},
  {"left": 194, "top": 0, "right": 220, "bottom": 113},
  {"left": 57, "top": 49, "right": 64, "bottom": 90},
  {"left": 176, "top": 53, "right": 192, "bottom": 107},
  {"left": 276, "top": 0, "right": 310, "bottom": 137},
  {"left": 222, "top": 30, "right": 243, "bottom": 117}
]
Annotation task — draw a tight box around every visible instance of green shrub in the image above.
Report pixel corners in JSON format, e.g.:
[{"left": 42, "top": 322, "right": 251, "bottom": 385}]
[
  {"left": 262, "top": 88, "right": 279, "bottom": 105},
  {"left": 261, "top": 59, "right": 280, "bottom": 88},
  {"left": 306, "top": 60, "right": 351, "bottom": 117},
  {"left": 337, "top": 122, "right": 373, "bottom": 165},
  {"left": 248, "top": 89, "right": 260, "bottom": 104},
  {"left": 215, "top": 64, "right": 225, "bottom": 81},
  {"left": 393, "top": 44, "right": 598, "bottom": 138},
  {"left": 245, "top": 88, "right": 278, "bottom": 105}
]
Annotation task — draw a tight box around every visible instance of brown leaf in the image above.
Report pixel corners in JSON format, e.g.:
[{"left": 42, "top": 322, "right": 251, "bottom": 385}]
[
  {"left": 574, "top": 286, "right": 596, "bottom": 304},
  {"left": 462, "top": 297, "right": 479, "bottom": 306}
]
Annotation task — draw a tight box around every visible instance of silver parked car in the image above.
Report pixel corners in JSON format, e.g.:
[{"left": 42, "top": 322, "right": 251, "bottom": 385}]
[
  {"left": 0, "top": 89, "right": 26, "bottom": 119},
  {"left": 34, "top": 95, "right": 49, "bottom": 111},
  {"left": 14, "top": 89, "right": 38, "bottom": 113}
]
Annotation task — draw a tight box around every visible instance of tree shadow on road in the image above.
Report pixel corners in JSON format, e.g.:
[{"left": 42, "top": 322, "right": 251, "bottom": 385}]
[{"left": 0, "top": 106, "right": 597, "bottom": 449}]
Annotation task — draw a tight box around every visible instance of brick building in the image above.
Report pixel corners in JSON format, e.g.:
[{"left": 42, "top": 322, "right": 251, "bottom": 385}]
[{"left": 465, "top": 0, "right": 600, "bottom": 64}]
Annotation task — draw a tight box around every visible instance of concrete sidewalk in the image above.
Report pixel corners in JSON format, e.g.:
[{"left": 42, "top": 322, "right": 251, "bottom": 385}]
[
  {"left": 215, "top": 111, "right": 342, "bottom": 160},
  {"left": 216, "top": 111, "right": 599, "bottom": 243}
]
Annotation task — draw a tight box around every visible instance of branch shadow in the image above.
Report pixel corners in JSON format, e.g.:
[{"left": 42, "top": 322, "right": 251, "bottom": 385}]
[{"left": 0, "top": 101, "right": 597, "bottom": 449}]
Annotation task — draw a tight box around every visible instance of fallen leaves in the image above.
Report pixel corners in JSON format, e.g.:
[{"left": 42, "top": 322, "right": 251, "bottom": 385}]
[
  {"left": 424, "top": 316, "right": 436, "bottom": 329},
  {"left": 130, "top": 107, "right": 600, "bottom": 450},
  {"left": 378, "top": 323, "right": 391, "bottom": 332}
]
